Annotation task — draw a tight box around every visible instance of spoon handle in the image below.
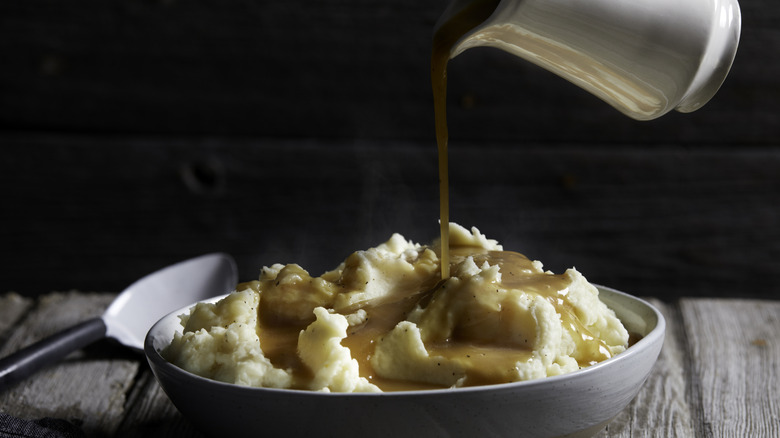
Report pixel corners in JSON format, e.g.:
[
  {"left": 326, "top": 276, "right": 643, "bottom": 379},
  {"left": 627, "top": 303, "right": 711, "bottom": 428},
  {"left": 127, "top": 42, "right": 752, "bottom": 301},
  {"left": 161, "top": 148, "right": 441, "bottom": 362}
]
[{"left": 0, "top": 317, "right": 107, "bottom": 392}]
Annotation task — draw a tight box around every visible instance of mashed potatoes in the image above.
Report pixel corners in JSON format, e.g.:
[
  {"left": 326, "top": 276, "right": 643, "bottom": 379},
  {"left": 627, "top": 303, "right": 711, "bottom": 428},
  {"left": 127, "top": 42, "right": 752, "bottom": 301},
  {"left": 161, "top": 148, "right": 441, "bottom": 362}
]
[{"left": 163, "top": 223, "right": 629, "bottom": 392}]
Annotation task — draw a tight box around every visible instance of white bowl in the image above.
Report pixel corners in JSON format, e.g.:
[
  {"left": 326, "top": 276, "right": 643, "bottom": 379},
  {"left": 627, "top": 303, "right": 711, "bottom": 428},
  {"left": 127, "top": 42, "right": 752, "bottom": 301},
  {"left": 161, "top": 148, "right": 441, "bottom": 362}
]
[{"left": 145, "top": 285, "right": 665, "bottom": 438}]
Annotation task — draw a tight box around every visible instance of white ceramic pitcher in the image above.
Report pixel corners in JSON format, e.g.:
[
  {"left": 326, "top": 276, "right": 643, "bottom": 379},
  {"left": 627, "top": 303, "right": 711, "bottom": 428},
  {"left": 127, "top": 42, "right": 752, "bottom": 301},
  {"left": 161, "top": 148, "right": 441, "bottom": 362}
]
[{"left": 435, "top": 0, "right": 741, "bottom": 120}]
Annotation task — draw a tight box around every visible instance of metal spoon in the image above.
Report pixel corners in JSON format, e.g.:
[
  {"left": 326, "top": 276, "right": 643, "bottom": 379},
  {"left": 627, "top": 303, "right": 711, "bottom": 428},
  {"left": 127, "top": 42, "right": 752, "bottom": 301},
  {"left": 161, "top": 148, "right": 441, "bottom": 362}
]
[{"left": 0, "top": 253, "right": 237, "bottom": 391}]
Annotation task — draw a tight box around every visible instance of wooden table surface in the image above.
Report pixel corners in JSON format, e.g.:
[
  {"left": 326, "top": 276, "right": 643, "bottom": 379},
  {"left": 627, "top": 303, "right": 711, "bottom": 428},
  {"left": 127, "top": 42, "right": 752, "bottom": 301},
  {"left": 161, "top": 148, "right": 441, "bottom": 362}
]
[{"left": 0, "top": 291, "right": 777, "bottom": 437}]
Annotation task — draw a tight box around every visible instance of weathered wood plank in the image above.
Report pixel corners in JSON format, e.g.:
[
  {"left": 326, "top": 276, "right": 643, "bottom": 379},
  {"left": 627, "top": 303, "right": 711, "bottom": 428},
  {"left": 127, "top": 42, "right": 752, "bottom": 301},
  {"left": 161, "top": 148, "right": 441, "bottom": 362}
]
[
  {"left": 680, "top": 298, "right": 780, "bottom": 437},
  {"left": 0, "top": 292, "right": 139, "bottom": 436},
  {"left": 2, "top": 135, "right": 778, "bottom": 301},
  {"left": 0, "top": 291, "right": 111, "bottom": 354},
  {"left": 0, "top": 293, "right": 32, "bottom": 341},
  {"left": 1, "top": 292, "right": 777, "bottom": 435},
  {"left": 597, "top": 299, "right": 695, "bottom": 437},
  {"left": 115, "top": 369, "right": 203, "bottom": 437}
]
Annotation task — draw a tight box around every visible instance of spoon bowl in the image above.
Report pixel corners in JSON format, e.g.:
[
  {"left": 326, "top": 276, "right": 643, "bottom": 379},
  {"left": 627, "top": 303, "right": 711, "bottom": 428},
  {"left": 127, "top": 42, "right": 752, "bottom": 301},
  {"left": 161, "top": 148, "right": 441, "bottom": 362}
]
[{"left": 104, "top": 253, "right": 238, "bottom": 351}]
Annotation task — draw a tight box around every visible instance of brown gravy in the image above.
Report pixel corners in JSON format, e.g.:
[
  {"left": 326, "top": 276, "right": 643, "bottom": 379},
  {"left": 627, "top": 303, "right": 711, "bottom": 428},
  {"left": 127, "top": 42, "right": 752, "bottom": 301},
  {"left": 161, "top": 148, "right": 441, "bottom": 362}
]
[
  {"left": 243, "top": 0, "right": 628, "bottom": 392},
  {"left": 243, "top": 250, "right": 618, "bottom": 391}
]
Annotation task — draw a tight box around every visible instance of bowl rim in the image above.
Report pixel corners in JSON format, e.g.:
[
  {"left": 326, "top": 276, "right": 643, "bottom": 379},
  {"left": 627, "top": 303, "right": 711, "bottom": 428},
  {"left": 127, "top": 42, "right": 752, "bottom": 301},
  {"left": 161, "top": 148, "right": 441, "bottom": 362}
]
[{"left": 145, "top": 284, "right": 665, "bottom": 398}]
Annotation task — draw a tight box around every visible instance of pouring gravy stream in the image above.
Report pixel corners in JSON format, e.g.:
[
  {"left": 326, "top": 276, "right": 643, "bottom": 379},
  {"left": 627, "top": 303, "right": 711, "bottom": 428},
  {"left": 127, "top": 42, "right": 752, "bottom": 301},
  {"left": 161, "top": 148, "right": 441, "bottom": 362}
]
[{"left": 432, "top": 0, "right": 501, "bottom": 279}]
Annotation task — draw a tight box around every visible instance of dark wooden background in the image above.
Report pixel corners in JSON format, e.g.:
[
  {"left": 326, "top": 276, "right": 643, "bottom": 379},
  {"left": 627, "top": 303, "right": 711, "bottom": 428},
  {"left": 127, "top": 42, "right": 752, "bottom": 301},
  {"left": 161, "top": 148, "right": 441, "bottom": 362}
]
[{"left": 1, "top": 0, "right": 778, "bottom": 301}]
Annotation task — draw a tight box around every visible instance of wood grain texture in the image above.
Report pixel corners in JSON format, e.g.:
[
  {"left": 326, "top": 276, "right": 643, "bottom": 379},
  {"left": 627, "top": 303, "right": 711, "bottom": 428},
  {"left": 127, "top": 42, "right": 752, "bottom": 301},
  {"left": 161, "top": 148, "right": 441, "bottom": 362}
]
[
  {"left": 1, "top": 134, "right": 778, "bottom": 300},
  {"left": 0, "top": 292, "right": 139, "bottom": 436},
  {"left": 0, "top": 293, "right": 32, "bottom": 339},
  {"left": 116, "top": 370, "right": 203, "bottom": 437},
  {"left": 0, "top": 292, "right": 778, "bottom": 436},
  {"left": 597, "top": 299, "right": 695, "bottom": 437},
  {"left": 679, "top": 299, "right": 780, "bottom": 438}
]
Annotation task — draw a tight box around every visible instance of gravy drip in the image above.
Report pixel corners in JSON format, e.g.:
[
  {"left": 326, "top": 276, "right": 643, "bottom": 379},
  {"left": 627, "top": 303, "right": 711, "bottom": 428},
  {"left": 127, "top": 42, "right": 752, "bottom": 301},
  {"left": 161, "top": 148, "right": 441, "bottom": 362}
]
[
  {"left": 425, "top": 251, "right": 613, "bottom": 386},
  {"left": 476, "top": 251, "right": 613, "bottom": 368},
  {"left": 432, "top": 0, "right": 502, "bottom": 279}
]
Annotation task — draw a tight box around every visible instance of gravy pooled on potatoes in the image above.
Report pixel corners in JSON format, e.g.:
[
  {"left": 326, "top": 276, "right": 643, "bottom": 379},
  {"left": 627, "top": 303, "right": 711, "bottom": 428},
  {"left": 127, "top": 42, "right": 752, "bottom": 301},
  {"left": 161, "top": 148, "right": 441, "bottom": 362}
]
[{"left": 163, "top": 224, "right": 629, "bottom": 392}]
